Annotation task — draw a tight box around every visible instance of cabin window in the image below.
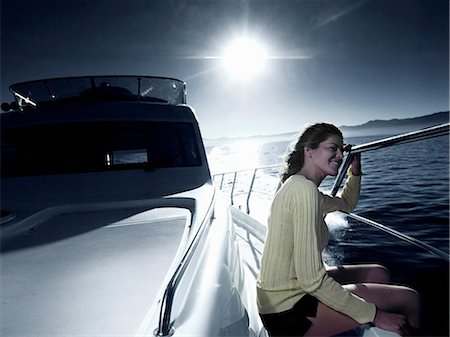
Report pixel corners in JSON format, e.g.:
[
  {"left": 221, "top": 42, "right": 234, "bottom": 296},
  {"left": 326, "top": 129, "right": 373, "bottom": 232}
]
[
  {"left": 105, "top": 149, "right": 148, "bottom": 166},
  {"left": 1, "top": 121, "right": 202, "bottom": 177}
]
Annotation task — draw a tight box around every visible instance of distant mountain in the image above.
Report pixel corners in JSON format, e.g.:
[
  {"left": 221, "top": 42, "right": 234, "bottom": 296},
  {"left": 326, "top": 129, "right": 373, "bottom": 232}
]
[
  {"left": 339, "top": 111, "right": 449, "bottom": 137},
  {"left": 203, "top": 111, "right": 449, "bottom": 145}
]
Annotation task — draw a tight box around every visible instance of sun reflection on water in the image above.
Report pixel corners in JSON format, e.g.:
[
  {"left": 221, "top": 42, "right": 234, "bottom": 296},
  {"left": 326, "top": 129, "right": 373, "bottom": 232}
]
[{"left": 207, "top": 139, "right": 263, "bottom": 174}]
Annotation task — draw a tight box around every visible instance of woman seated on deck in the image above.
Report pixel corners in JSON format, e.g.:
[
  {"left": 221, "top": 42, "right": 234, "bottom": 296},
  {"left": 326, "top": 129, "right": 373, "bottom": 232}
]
[{"left": 256, "top": 123, "right": 421, "bottom": 337}]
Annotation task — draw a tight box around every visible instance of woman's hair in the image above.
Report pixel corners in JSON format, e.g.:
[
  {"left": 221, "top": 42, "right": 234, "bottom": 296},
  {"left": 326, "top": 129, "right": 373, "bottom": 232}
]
[{"left": 280, "top": 123, "right": 343, "bottom": 183}]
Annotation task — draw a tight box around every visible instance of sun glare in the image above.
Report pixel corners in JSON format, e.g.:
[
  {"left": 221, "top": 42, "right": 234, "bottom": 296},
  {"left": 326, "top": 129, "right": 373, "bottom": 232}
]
[
  {"left": 208, "top": 139, "right": 262, "bottom": 173},
  {"left": 222, "top": 37, "right": 267, "bottom": 80},
  {"left": 232, "top": 139, "right": 261, "bottom": 167}
]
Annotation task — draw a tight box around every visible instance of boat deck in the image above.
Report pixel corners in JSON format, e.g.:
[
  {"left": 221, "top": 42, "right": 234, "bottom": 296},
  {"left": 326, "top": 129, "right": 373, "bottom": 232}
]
[{"left": 2, "top": 207, "right": 190, "bottom": 335}]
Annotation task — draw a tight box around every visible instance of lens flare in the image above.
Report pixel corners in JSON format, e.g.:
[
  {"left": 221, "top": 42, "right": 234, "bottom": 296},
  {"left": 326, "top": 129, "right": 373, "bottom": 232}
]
[{"left": 223, "top": 37, "right": 267, "bottom": 80}]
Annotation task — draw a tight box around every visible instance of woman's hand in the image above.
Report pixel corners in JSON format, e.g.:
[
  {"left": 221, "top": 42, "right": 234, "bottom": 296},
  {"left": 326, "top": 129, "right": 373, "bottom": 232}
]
[
  {"left": 373, "top": 308, "right": 407, "bottom": 335},
  {"left": 350, "top": 153, "right": 362, "bottom": 176}
]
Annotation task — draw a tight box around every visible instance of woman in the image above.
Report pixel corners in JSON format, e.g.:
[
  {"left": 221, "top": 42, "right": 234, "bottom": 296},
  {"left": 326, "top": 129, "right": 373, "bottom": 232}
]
[{"left": 256, "top": 123, "right": 420, "bottom": 337}]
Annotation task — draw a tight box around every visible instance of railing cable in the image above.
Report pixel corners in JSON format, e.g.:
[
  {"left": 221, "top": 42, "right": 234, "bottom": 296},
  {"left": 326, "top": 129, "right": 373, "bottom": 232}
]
[{"left": 345, "top": 212, "right": 449, "bottom": 261}]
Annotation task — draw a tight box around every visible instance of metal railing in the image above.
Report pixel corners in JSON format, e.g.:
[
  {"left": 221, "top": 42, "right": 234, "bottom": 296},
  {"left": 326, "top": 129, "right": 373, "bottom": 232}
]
[
  {"left": 213, "top": 123, "right": 450, "bottom": 262},
  {"left": 214, "top": 164, "right": 281, "bottom": 214},
  {"left": 344, "top": 212, "right": 449, "bottom": 261},
  {"left": 331, "top": 123, "right": 450, "bottom": 196},
  {"left": 155, "top": 194, "right": 215, "bottom": 336}
]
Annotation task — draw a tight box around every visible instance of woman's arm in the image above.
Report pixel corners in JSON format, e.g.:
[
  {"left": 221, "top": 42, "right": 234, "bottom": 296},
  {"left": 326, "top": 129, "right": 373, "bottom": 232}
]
[
  {"left": 322, "top": 153, "right": 362, "bottom": 213},
  {"left": 291, "top": 180, "right": 376, "bottom": 324},
  {"left": 350, "top": 153, "right": 362, "bottom": 176}
]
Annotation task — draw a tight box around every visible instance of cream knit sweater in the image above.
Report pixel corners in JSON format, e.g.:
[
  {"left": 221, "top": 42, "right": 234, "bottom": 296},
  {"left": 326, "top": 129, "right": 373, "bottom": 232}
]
[{"left": 256, "top": 171, "right": 376, "bottom": 324}]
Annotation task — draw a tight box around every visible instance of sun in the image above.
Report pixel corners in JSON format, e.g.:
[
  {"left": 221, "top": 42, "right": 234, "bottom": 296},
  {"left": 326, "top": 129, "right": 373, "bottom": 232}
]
[{"left": 222, "top": 37, "right": 267, "bottom": 80}]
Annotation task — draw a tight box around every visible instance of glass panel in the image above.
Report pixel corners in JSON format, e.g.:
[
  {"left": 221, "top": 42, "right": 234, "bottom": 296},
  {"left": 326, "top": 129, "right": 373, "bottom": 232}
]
[
  {"left": 1, "top": 121, "right": 201, "bottom": 177},
  {"left": 140, "top": 77, "right": 185, "bottom": 104},
  {"left": 10, "top": 76, "right": 186, "bottom": 106},
  {"left": 108, "top": 149, "right": 148, "bottom": 165},
  {"left": 46, "top": 78, "right": 93, "bottom": 101}
]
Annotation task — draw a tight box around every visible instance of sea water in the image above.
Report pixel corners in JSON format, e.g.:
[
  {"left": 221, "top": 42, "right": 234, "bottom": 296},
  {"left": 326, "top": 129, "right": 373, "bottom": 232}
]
[{"left": 205, "top": 134, "right": 449, "bottom": 336}]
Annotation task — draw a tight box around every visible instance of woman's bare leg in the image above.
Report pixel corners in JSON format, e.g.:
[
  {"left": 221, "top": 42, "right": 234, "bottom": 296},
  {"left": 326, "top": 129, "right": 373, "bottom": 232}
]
[
  {"left": 327, "top": 263, "right": 391, "bottom": 284},
  {"left": 304, "top": 283, "right": 420, "bottom": 337},
  {"left": 346, "top": 283, "right": 421, "bottom": 330}
]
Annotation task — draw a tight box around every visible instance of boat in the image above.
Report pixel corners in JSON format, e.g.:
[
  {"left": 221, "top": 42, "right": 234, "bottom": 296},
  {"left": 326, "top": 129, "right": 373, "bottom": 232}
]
[{"left": 1, "top": 75, "right": 448, "bottom": 337}]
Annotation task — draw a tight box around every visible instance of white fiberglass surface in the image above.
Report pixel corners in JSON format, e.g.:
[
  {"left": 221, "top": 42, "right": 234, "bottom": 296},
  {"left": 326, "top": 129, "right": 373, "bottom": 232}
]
[{"left": 1, "top": 207, "right": 190, "bottom": 335}]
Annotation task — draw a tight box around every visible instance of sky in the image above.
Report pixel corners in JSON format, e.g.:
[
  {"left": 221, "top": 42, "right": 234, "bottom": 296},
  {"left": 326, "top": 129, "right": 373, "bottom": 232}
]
[{"left": 1, "top": 0, "right": 449, "bottom": 138}]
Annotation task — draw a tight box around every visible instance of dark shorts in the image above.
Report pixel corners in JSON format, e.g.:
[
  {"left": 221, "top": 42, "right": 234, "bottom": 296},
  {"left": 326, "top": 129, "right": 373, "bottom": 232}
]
[{"left": 259, "top": 294, "right": 319, "bottom": 337}]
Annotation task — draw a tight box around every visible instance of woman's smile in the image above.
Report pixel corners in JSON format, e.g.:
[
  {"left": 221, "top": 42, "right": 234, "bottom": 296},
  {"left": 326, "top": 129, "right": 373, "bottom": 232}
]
[{"left": 330, "top": 160, "right": 342, "bottom": 169}]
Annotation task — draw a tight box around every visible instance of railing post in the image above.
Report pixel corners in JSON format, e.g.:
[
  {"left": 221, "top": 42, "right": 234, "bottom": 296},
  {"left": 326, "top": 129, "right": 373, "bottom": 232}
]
[
  {"left": 331, "top": 147, "right": 353, "bottom": 197},
  {"left": 246, "top": 169, "right": 258, "bottom": 214},
  {"left": 219, "top": 173, "right": 225, "bottom": 190},
  {"left": 230, "top": 172, "right": 237, "bottom": 205}
]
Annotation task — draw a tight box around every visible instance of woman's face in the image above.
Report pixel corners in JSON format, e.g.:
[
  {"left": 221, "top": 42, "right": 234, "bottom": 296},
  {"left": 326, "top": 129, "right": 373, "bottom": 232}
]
[{"left": 309, "top": 135, "right": 344, "bottom": 177}]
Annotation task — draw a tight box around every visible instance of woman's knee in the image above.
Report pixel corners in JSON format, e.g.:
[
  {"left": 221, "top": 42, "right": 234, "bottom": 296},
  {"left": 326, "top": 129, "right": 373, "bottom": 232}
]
[
  {"left": 401, "top": 286, "right": 421, "bottom": 310},
  {"left": 345, "top": 283, "right": 421, "bottom": 328},
  {"left": 366, "top": 264, "right": 391, "bottom": 283},
  {"left": 351, "top": 263, "right": 391, "bottom": 283},
  {"left": 328, "top": 263, "right": 391, "bottom": 284}
]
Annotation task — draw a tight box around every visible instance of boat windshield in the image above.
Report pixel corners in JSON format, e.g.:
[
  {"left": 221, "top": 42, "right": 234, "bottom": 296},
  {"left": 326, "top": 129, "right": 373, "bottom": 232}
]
[
  {"left": 9, "top": 76, "right": 186, "bottom": 107},
  {"left": 1, "top": 121, "right": 201, "bottom": 177}
]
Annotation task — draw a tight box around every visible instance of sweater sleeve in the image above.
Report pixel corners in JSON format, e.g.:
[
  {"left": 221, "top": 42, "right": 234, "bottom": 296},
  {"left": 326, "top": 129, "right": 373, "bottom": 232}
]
[
  {"left": 291, "top": 180, "right": 376, "bottom": 324},
  {"left": 322, "top": 168, "right": 361, "bottom": 213}
]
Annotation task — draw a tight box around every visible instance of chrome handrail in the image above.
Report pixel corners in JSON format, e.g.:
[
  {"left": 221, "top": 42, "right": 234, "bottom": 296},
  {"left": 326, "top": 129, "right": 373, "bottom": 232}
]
[
  {"left": 155, "top": 194, "right": 216, "bottom": 336},
  {"left": 331, "top": 123, "right": 450, "bottom": 196}
]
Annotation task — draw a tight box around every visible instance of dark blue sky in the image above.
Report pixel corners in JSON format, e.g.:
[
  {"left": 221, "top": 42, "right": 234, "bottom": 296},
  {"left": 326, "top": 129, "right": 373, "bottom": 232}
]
[{"left": 1, "top": 0, "right": 448, "bottom": 138}]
